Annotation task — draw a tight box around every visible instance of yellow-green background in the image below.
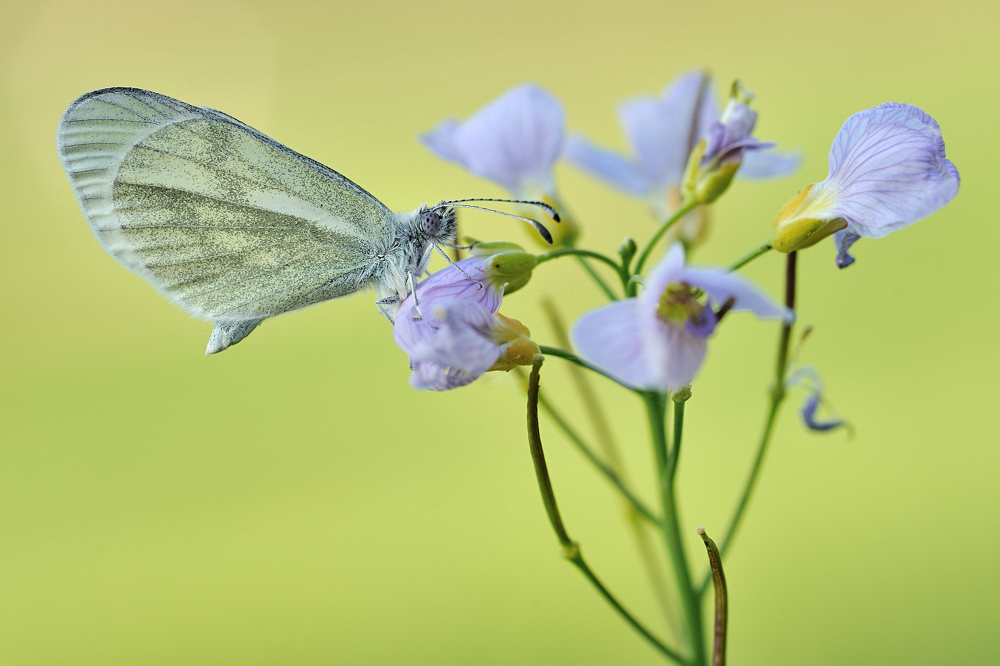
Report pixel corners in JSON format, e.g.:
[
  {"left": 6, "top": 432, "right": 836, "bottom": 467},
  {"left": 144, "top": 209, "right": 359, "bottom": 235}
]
[{"left": 1, "top": 1, "right": 994, "bottom": 663}]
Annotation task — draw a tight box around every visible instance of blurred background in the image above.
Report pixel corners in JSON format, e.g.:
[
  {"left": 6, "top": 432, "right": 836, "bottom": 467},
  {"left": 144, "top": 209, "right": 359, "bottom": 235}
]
[{"left": 0, "top": 0, "right": 995, "bottom": 663}]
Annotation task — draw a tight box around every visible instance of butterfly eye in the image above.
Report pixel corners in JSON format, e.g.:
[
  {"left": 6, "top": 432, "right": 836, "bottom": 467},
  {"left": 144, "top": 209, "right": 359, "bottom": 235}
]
[{"left": 420, "top": 210, "right": 442, "bottom": 236}]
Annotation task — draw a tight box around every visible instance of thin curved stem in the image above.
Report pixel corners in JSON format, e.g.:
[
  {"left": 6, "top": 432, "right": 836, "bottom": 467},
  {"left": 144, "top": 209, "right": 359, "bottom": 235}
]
[
  {"left": 633, "top": 199, "right": 700, "bottom": 280},
  {"left": 699, "top": 252, "right": 797, "bottom": 597},
  {"left": 538, "top": 299, "right": 681, "bottom": 636},
  {"left": 538, "top": 345, "right": 636, "bottom": 390},
  {"left": 526, "top": 357, "right": 684, "bottom": 664},
  {"left": 536, "top": 247, "right": 623, "bottom": 273},
  {"left": 727, "top": 243, "right": 773, "bottom": 272}
]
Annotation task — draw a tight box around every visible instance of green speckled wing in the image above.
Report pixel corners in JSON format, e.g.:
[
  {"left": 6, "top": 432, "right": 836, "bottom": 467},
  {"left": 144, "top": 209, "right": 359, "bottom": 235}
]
[{"left": 57, "top": 88, "right": 395, "bottom": 337}]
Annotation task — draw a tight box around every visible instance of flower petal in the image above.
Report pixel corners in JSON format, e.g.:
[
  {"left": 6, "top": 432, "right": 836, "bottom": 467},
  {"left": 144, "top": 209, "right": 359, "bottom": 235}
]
[
  {"left": 825, "top": 103, "right": 960, "bottom": 239},
  {"left": 679, "top": 266, "right": 792, "bottom": 322},
  {"left": 421, "top": 84, "right": 564, "bottom": 195},
  {"left": 619, "top": 70, "right": 714, "bottom": 190},
  {"left": 800, "top": 394, "right": 846, "bottom": 432},
  {"left": 739, "top": 147, "right": 803, "bottom": 179},
  {"left": 420, "top": 119, "right": 465, "bottom": 164},
  {"left": 571, "top": 299, "right": 660, "bottom": 389},
  {"left": 564, "top": 133, "right": 650, "bottom": 195}
]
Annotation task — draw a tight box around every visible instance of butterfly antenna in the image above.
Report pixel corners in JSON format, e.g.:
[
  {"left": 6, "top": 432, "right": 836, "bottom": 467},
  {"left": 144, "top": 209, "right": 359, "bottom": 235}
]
[
  {"left": 435, "top": 197, "right": 560, "bottom": 222},
  {"left": 435, "top": 203, "right": 553, "bottom": 244}
]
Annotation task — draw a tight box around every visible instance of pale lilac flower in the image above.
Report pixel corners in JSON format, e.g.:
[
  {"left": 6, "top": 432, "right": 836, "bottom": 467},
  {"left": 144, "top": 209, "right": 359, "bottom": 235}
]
[
  {"left": 571, "top": 244, "right": 791, "bottom": 392},
  {"left": 566, "top": 71, "right": 800, "bottom": 216},
  {"left": 771, "top": 103, "right": 960, "bottom": 267},
  {"left": 392, "top": 256, "right": 537, "bottom": 391},
  {"left": 421, "top": 84, "right": 564, "bottom": 198}
]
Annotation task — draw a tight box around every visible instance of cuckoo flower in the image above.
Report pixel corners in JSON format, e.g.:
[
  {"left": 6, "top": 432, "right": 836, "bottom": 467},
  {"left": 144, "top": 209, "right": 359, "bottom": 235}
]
[
  {"left": 421, "top": 84, "right": 564, "bottom": 199},
  {"left": 393, "top": 256, "right": 538, "bottom": 391},
  {"left": 571, "top": 244, "right": 791, "bottom": 392},
  {"left": 771, "top": 103, "right": 960, "bottom": 267},
  {"left": 566, "top": 71, "right": 800, "bottom": 217}
]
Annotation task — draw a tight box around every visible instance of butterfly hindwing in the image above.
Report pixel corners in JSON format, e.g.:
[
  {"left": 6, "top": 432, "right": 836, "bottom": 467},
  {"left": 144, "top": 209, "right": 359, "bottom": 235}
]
[{"left": 57, "top": 87, "right": 397, "bottom": 325}]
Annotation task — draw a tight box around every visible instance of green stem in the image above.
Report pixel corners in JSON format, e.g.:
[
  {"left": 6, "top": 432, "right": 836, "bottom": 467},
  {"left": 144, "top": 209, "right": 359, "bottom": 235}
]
[
  {"left": 645, "top": 393, "right": 707, "bottom": 666},
  {"left": 633, "top": 199, "right": 700, "bottom": 280},
  {"left": 727, "top": 243, "right": 773, "bottom": 272},
  {"left": 669, "top": 400, "right": 686, "bottom": 482},
  {"left": 700, "top": 251, "right": 797, "bottom": 597},
  {"left": 526, "top": 357, "right": 684, "bottom": 664},
  {"left": 538, "top": 345, "right": 635, "bottom": 389},
  {"left": 697, "top": 527, "right": 728, "bottom": 666},
  {"left": 575, "top": 255, "right": 620, "bottom": 301},
  {"left": 536, "top": 247, "right": 623, "bottom": 274}
]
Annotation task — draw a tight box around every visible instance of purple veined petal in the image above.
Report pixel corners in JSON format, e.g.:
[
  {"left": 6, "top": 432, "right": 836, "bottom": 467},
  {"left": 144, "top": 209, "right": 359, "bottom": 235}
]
[
  {"left": 824, "top": 102, "right": 960, "bottom": 239},
  {"left": 739, "top": 147, "right": 803, "bottom": 179},
  {"left": 395, "top": 257, "right": 503, "bottom": 323},
  {"left": 564, "top": 133, "right": 651, "bottom": 195},
  {"left": 679, "top": 266, "right": 793, "bottom": 322},
  {"left": 421, "top": 84, "right": 565, "bottom": 194},
  {"left": 640, "top": 243, "right": 687, "bottom": 307},
  {"left": 571, "top": 299, "right": 660, "bottom": 390},
  {"left": 410, "top": 360, "right": 482, "bottom": 391},
  {"left": 834, "top": 229, "right": 861, "bottom": 269}
]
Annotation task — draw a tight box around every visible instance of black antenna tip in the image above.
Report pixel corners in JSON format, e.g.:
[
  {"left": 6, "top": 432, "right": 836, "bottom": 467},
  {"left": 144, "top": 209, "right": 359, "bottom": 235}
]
[
  {"left": 551, "top": 211, "right": 561, "bottom": 223},
  {"left": 535, "top": 222, "right": 553, "bottom": 244}
]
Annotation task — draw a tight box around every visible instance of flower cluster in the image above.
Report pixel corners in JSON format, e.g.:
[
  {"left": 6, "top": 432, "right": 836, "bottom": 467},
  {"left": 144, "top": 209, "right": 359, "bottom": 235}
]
[{"left": 383, "top": 73, "right": 960, "bottom": 664}]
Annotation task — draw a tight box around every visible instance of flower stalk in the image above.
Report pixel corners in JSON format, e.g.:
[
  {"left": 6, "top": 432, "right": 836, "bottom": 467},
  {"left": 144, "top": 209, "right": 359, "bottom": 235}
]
[{"left": 526, "top": 356, "right": 685, "bottom": 663}]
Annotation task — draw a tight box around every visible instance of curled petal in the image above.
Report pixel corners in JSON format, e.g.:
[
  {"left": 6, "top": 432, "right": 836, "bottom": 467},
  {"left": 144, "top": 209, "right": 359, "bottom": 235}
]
[
  {"left": 395, "top": 257, "right": 503, "bottom": 321},
  {"left": 679, "top": 266, "right": 792, "bottom": 322},
  {"left": 825, "top": 102, "right": 960, "bottom": 239},
  {"left": 420, "top": 84, "right": 564, "bottom": 195},
  {"left": 564, "top": 133, "right": 649, "bottom": 195},
  {"left": 834, "top": 229, "right": 861, "bottom": 269},
  {"left": 800, "top": 394, "right": 847, "bottom": 432}
]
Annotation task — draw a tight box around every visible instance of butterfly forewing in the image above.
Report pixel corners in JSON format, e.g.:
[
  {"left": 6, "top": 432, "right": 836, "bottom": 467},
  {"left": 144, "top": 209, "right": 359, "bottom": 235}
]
[{"left": 57, "top": 87, "right": 396, "bottom": 322}]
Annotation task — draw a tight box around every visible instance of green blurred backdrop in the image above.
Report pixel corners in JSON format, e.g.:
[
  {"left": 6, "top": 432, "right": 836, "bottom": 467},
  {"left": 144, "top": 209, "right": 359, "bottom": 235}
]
[{"left": 1, "top": 0, "right": 996, "bottom": 663}]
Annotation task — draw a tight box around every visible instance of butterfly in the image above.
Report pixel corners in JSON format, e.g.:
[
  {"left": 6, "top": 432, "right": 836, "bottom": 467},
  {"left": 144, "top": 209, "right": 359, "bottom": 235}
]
[{"left": 57, "top": 88, "right": 556, "bottom": 354}]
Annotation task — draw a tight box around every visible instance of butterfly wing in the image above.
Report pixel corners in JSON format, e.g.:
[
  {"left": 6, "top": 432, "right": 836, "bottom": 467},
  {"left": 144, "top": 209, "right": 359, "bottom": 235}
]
[{"left": 57, "top": 87, "right": 397, "bottom": 350}]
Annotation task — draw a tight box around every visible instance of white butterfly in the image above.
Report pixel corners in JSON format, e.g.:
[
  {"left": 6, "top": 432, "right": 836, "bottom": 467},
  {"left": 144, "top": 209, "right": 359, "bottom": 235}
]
[{"left": 57, "top": 88, "right": 556, "bottom": 354}]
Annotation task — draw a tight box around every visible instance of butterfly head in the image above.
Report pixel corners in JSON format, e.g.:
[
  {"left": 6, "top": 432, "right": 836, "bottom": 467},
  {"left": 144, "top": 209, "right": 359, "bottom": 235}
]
[{"left": 419, "top": 203, "right": 459, "bottom": 244}]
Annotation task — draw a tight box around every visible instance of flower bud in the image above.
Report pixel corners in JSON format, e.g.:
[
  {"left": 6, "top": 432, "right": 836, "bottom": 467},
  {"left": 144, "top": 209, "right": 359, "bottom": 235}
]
[
  {"left": 618, "top": 237, "right": 637, "bottom": 266},
  {"left": 488, "top": 313, "right": 541, "bottom": 371},
  {"left": 468, "top": 242, "right": 537, "bottom": 296},
  {"left": 770, "top": 183, "right": 848, "bottom": 253}
]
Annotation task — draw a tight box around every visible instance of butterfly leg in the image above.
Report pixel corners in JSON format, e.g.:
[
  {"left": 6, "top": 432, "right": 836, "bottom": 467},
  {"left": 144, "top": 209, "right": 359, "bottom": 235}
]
[
  {"left": 376, "top": 296, "right": 398, "bottom": 325},
  {"left": 406, "top": 272, "right": 424, "bottom": 319},
  {"left": 432, "top": 244, "right": 483, "bottom": 289}
]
